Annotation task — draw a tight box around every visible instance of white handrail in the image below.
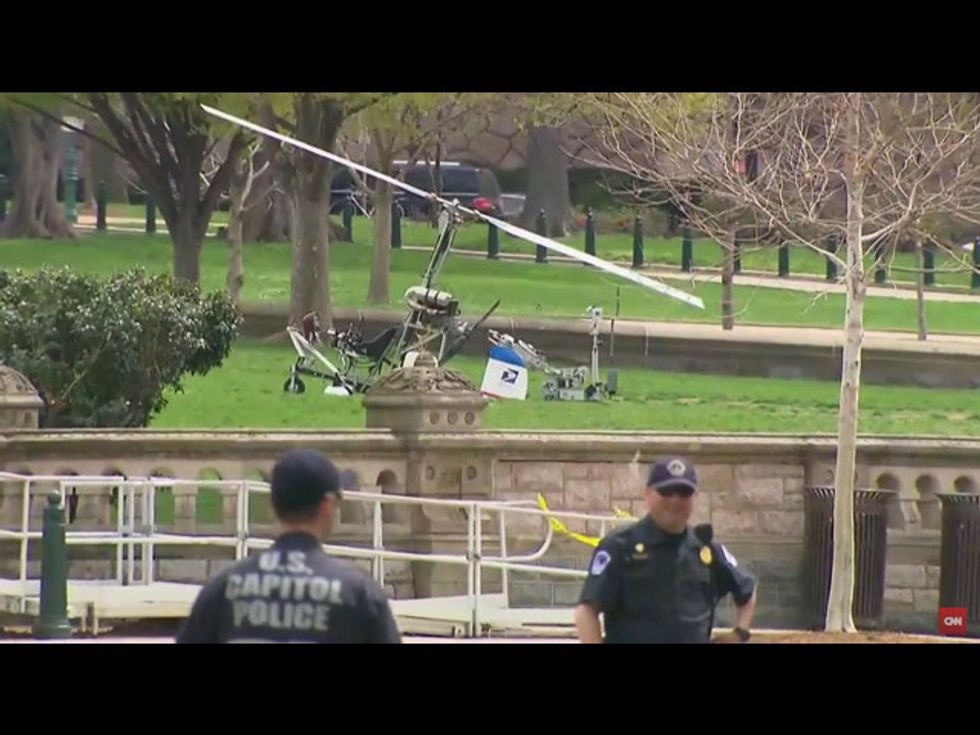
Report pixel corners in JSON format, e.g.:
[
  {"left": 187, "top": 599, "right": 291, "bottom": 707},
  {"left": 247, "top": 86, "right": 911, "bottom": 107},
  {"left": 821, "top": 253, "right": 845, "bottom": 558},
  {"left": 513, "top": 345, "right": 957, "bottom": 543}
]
[{"left": 0, "top": 470, "right": 631, "bottom": 635}]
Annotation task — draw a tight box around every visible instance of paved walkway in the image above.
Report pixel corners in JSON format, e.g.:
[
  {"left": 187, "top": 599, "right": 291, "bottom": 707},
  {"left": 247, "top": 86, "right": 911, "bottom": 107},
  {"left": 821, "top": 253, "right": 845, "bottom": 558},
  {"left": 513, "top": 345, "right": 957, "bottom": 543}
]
[
  {"left": 0, "top": 636, "right": 574, "bottom": 644},
  {"left": 602, "top": 318, "right": 980, "bottom": 355},
  {"left": 3, "top": 630, "right": 976, "bottom": 644}
]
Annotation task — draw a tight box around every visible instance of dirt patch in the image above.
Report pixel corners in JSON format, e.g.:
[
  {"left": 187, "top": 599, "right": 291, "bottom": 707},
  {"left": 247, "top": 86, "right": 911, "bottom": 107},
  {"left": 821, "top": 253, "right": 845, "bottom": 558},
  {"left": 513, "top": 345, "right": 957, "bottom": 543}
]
[
  {"left": 0, "top": 618, "right": 182, "bottom": 639},
  {"left": 750, "top": 630, "right": 974, "bottom": 644}
]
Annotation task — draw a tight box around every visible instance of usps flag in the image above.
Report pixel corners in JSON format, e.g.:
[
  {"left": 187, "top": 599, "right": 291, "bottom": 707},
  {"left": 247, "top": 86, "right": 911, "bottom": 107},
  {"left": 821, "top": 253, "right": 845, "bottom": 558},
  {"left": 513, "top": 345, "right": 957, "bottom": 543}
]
[{"left": 480, "top": 345, "right": 528, "bottom": 400}]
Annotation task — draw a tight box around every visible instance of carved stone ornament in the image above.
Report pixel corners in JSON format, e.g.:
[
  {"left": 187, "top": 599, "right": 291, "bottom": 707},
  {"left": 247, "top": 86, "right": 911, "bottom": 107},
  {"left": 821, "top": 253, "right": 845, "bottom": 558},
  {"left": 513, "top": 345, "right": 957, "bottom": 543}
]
[
  {"left": 370, "top": 362, "right": 478, "bottom": 395},
  {"left": 0, "top": 365, "right": 44, "bottom": 430}
]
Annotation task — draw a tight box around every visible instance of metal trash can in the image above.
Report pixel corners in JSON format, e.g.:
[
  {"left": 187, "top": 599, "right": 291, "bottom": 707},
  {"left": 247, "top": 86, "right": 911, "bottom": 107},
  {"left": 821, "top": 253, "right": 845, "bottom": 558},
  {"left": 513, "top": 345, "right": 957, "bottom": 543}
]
[
  {"left": 938, "top": 493, "right": 980, "bottom": 637},
  {"left": 802, "top": 486, "right": 895, "bottom": 630}
]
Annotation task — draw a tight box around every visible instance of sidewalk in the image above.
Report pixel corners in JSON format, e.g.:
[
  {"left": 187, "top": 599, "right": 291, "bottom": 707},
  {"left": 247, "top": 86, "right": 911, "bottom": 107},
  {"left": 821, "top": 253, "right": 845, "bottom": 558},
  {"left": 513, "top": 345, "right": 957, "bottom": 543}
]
[
  {"left": 603, "top": 318, "right": 980, "bottom": 355},
  {"left": 3, "top": 630, "right": 975, "bottom": 644}
]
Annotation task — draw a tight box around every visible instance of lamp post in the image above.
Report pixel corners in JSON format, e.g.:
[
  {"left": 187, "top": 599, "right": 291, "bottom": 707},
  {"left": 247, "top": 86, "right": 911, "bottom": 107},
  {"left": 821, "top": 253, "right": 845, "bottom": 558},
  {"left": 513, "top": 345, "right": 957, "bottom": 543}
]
[{"left": 61, "top": 117, "right": 84, "bottom": 225}]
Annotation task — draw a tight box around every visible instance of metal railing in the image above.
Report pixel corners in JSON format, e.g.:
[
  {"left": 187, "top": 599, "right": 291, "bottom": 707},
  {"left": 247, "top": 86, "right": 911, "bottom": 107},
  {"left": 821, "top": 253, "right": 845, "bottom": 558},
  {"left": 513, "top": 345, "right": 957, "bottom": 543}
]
[{"left": 0, "top": 471, "right": 628, "bottom": 635}]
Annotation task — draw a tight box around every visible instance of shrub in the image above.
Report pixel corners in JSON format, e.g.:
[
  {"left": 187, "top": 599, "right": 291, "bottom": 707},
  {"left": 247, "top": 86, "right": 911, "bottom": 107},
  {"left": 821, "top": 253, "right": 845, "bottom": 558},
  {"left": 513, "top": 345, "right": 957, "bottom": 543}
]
[{"left": 0, "top": 267, "right": 242, "bottom": 427}]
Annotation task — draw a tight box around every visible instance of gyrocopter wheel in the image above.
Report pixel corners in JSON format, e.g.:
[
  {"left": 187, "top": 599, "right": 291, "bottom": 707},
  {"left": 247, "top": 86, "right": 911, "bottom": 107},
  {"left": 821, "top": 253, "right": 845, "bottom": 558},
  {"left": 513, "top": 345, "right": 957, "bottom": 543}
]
[{"left": 283, "top": 375, "right": 306, "bottom": 394}]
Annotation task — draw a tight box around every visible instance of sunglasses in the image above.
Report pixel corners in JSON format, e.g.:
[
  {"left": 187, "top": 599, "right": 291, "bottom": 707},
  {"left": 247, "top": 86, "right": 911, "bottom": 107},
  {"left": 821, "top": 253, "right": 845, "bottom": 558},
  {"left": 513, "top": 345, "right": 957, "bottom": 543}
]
[{"left": 653, "top": 484, "right": 696, "bottom": 498}]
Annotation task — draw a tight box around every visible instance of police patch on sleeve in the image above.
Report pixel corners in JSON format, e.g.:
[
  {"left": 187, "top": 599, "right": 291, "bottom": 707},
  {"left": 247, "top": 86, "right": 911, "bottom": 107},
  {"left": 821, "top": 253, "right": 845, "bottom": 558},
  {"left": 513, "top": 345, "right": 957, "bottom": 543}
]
[
  {"left": 721, "top": 544, "right": 738, "bottom": 567},
  {"left": 590, "top": 550, "right": 612, "bottom": 576}
]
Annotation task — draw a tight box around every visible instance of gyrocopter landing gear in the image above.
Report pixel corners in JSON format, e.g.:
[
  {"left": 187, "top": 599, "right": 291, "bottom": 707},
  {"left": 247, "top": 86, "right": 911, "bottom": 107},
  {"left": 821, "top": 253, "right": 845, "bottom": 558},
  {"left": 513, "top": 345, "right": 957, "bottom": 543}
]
[{"left": 283, "top": 370, "right": 306, "bottom": 394}]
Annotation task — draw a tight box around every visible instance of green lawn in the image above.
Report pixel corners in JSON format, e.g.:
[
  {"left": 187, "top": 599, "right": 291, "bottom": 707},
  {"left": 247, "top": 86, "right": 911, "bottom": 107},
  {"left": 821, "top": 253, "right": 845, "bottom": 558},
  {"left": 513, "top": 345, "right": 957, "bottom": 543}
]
[
  {"left": 151, "top": 339, "right": 980, "bottom": 436},
  {"left": 450, "top": 227, "right": 978, "bottom": 291},
  {"left": 2, "top": 232, "right": 978, "bottom": 334},
  {"left": 107, "top": 203, "right": 230, "bottom": 226},
  {"left": 96, "top": 209, "right": 979, "bottom": 287}
]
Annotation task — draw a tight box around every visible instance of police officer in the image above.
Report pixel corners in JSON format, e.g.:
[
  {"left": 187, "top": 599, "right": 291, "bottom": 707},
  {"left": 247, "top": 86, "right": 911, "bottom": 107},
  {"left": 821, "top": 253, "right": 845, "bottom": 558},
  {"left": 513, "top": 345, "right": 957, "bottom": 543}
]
[
  {"left": 176, "top": 449, "right": 401, "bottom": 643},
  {"left": 575, "top": 457, "right": 757, "bottom": 644}
]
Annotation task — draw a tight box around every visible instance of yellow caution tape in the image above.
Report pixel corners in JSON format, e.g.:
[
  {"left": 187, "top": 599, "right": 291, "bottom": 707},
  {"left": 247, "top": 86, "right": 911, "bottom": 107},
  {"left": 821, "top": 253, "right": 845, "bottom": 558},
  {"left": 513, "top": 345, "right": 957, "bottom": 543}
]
[{"left": 536, "top": 494, "right": 636, "bottom": 548}]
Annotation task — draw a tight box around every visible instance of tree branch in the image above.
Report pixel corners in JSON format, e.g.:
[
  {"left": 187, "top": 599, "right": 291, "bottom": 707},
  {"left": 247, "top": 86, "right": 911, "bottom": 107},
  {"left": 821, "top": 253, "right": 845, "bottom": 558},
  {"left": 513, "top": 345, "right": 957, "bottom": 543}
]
[{"left": 7, "top": 96, "right": 124, "bottom": 157}]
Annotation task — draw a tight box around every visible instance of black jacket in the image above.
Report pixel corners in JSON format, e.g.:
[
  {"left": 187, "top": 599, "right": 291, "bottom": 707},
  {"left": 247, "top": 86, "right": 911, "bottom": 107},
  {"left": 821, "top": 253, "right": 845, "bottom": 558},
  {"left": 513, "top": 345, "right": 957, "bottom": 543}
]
[
  {"left": 579, "top": 516, "right": 756, "bottom": 643},
  {"left": 176, "top": 531, "right": 401, "bottom": 644}
]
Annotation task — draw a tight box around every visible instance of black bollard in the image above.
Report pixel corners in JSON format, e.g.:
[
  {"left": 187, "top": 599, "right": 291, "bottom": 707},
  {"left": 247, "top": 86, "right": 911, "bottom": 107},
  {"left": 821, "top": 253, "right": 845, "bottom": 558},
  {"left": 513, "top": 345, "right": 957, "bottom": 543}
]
[
  {"left": 826, "top": 236, "right": 839, "bottom": 280},
  {"left": 391, "top": 202, "right": 402, "bottom": 249},
  {"left": 632, "top": 215, "right": 644, "bottom": 269},
  {"left": 681, "top": 227, "right": 693, "bottom": 272},
  {"left": 487, "top": 220, "right": 500, "bottom": 259},
  {"left": 33, "top": 492, "right": 71, "bottom": 639},
  {"left": 342, "top": 197, "right": 354, "bottom": 242},
  {"left": 873, "top": 240, "right": 887, "bottom": 284},
  {"left": 778, "top": 243, "right": 790, "bottom": 277},
  {"left": 585, "top": 207, "right": 596, "bottom": 257},
  {"left": 973, "top": 239, "right": 980, "bottom": 290},
  {"left": 96, "top": 180, "right": 107, "bottom": 232},
  {"left": 145, "top": 197, "right": 156, "bottom": 234},
  {"left": 924, "top": 242, "right": 936, "bottom": 286},
  {"left": 535, "top": 209, "right": 548, "bottom": 263}
]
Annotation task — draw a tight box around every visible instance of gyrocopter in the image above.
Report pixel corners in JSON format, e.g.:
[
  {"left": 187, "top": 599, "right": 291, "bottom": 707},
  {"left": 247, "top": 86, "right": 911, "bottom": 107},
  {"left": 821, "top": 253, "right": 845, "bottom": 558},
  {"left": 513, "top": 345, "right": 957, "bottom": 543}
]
[{"left": 200, "top": 104, "right": 705, "bottom": 398}]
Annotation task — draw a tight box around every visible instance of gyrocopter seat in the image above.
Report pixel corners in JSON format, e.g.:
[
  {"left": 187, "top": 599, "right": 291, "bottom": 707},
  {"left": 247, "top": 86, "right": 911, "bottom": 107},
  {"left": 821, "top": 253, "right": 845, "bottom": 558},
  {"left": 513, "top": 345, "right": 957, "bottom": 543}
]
[{"left": 360, "top": 325, "right": 400, "bottom": 364}]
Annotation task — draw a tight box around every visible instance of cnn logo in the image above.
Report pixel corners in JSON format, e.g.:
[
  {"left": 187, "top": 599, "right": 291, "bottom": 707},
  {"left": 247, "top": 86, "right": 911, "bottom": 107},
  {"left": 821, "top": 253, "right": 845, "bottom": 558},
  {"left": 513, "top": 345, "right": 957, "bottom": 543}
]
[{"left": 939, "top": 607, "right": 967, "bottom": 636}]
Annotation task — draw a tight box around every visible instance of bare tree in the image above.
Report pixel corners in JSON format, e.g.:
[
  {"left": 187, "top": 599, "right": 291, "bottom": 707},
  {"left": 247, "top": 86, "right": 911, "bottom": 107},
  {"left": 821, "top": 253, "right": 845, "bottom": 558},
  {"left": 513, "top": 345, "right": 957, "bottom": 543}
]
[
  {"left": 584, "top": 92, "right": 980, "bottom": 632},
  {"left": 75, "top": 93, "right": 248, "bottom": 284},
  {"left": 914, "top": 235, "right": 928, "bottom": 340},
  {"left": 216, "top": 140, "right": 270, "bottom": 306},
  {"left": 520, "top": 125, "right": 573, "bottom": 236},
  {"left": 338, "top": 93, "right": 480, "bottom": 305}
]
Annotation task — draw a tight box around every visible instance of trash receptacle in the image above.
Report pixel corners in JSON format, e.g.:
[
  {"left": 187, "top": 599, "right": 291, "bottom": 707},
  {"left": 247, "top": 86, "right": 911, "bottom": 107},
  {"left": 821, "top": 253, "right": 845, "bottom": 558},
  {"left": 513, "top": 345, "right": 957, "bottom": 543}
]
[
  {"left": 802, "top": 486, "right": 895, "bottom": 630},
  {"left": 938, "top": 493, "right": 980, "bottom": 638}
]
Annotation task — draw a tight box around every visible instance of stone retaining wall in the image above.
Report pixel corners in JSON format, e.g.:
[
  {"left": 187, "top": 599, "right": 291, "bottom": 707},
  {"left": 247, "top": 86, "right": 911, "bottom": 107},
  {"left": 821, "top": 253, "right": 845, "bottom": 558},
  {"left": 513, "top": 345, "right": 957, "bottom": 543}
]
[{"left": 2, "top": 430, "right": 976, "bottom": 632}]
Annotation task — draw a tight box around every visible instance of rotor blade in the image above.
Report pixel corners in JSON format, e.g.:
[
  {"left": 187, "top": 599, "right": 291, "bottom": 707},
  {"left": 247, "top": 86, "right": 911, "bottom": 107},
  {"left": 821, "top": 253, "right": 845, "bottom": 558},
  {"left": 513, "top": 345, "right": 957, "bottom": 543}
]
[
  {"left": 200, "top": 103, "right": 436, "bottom": 202},
  {"left": 479, "top": 214, "right": 705, "bottom": 310},
  {"left": 200, "top": 103, "right": 704, "bottom": 310}
]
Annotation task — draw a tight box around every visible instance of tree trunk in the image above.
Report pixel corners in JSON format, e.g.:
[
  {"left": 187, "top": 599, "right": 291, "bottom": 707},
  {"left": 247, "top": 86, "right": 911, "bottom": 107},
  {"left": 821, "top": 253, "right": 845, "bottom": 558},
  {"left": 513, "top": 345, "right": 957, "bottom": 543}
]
[
  {"left": 914, "top": 237, "right": 927, "bottom": 341},
  {"left": 286, "top": 95, "right": 345, "bottom": 330},
  {"left": 721, "top": 227, "right": 736, "bottom": 330},
  {"left": 825, "top": 95, "right": 863, "bottom": 634},
  {"left": 289, "top": 183, "right": 331, "bottom": 329},
  {"left": 520, "top": 126, "right": 572, "bottom": 237},
  {"left": 40, "top": 128, "right": 74, "bottom": 238},
  {"left": 368, "top": 179, "right": 393, "bottom": 305},
  {"left": 241, "top": 122, "right": 291, "bottom": 243},
  {"left": 86, "top": 93, "right": 246, "bottom": 286},
  {"left": 227, "top": 158, "right": 246, "bottom": 306},
  {"left": 242, "top": 180, "right": 291, "bottom": 242},
  {"left": 2, "top": 113, "right": 74, "bottom": 239},
  {"left": 243, "top": 104, "right": 347, "bottom": 246},
  {"left": 172, "top": 212, "right": 203, "bottom": 284}
]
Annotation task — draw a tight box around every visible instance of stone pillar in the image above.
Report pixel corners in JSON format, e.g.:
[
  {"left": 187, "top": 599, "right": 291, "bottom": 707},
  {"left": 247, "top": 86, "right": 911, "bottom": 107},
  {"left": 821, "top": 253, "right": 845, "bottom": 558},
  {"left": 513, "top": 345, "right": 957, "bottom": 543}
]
[
  {"left": 363, "top": 353, "right": 494, "bottom": 598},
  {"left": 0, "top": 365, "right": 44, "bottom": 430},
  {"left": 0, "top": 367, "right": 44, "bottom": 528}
]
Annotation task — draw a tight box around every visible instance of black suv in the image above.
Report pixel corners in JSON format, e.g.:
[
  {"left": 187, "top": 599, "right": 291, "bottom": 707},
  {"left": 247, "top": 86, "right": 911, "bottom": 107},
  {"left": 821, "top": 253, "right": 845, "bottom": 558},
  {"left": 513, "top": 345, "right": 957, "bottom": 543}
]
[{"left": 330, "top": 161, "right": 502, "bottom": 219}]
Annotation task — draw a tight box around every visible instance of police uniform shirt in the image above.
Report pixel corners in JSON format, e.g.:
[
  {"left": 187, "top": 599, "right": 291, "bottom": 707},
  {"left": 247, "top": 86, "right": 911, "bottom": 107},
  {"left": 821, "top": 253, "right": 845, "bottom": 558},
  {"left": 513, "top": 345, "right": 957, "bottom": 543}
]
[
  {"left": 176, "top": 531, "right": 401, "bottom": 643},
  {"left": 579, "top": 516, "right": 756, "bottom": 643}
]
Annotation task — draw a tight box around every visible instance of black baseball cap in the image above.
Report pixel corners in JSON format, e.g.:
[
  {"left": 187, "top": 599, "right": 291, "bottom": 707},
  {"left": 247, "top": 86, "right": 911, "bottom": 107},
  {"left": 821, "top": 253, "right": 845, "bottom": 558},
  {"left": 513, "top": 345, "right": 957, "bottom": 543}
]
[
  {"left": 647, "top": 457, "right": 698, "bottom": 494},
  {"left": 270, "top": 449, "right": 359, "bottom": 514}
]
